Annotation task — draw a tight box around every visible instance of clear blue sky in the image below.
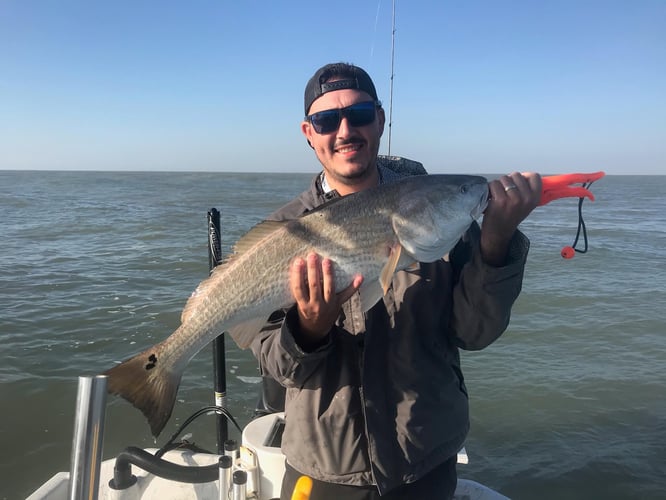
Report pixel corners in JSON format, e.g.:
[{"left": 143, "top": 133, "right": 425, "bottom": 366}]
[{"left": 2, "top": 0, "right": 664, "bottom": 174}]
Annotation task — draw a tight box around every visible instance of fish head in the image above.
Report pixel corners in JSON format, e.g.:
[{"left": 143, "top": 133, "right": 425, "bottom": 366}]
[{"left": 392, "top": 175, "right": 488, "bottom": 262}]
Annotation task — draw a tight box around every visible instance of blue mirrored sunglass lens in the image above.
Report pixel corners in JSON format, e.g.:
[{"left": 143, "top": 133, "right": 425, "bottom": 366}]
[
  {"left": 309, "top": 102, "right": 377, "bottom": 134},
  {"left": 310, "top": 111, "right": 341, "bottom": 134},
  {"left": 347, "top": 107, "right": 375, "bottom": 126}
]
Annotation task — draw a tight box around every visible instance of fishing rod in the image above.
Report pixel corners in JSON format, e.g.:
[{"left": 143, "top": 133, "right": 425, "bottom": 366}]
[
  {"left": 387, "top": 0, "right": 396, "bottom": 156},
  {"left": 208, "top": 208, "right": 228, "bottom": 452}
]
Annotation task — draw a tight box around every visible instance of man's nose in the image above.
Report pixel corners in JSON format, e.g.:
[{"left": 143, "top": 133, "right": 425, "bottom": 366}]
[{"left": 337, "top": 116, "right": 354, "bottom": 137}]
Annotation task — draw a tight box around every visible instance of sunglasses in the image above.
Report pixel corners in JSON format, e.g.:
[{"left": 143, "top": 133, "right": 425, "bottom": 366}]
[{"left": 306, "top": 101, "right": 381, "bottom": 134}]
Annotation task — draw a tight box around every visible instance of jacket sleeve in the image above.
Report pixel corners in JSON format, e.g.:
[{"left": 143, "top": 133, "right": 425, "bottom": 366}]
[
  {"left": 250, "top": 306, "right": 334, "bottom": 388},
  {"left": 448, "top": 222, "right": 530, "bottom": 350}
]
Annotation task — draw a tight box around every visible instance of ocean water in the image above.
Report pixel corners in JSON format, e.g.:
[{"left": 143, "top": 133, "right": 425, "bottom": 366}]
[{"left": 1, "top": 171, "right": 664, "bottom": 499}]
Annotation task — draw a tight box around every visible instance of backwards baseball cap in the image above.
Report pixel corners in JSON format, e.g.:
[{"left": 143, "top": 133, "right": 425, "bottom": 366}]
[{"left": 304, "top": 62, "right": 379, "bottom": 116}]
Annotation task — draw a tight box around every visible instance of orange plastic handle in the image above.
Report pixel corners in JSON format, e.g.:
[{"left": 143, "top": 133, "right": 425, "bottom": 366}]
[
  {"left": 539, "top": 171, "right": 605, "bottom": 206},
  {"left": 291, "top": 476, "right": 313, "bottom": 500}
]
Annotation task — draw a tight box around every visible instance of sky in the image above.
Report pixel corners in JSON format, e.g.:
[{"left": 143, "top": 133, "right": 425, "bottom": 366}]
[{"left": 1, "top": 0, "right": 664, "bottom": 174}]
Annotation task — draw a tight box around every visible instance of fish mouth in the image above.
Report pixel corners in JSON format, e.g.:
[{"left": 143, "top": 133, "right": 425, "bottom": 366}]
[{"left": 471, "top": 189, "right": 489, "bottom": 219}]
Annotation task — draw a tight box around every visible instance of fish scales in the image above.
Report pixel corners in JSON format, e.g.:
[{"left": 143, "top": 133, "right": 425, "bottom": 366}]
[{"left": 104, "top": 174, "right": 489, "bottom": 436}]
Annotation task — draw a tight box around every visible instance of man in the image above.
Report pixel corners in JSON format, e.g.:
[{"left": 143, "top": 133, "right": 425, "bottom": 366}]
[{"left": 251, "top": 62, "right": 541, "bottom": 499}]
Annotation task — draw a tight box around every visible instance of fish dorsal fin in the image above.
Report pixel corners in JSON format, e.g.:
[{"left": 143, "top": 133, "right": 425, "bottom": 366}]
[
  {"left": 233, "top": 197, "right": 348, "bottom": 254},
  {"left": 232, "top": 220, "right": 287, "bottom": 256},
  {"left": 181, "top": 220, "right": 288, "bottom": 325},
  {"left": 300, "top": 193, "right": 349, "bottom": 215}
]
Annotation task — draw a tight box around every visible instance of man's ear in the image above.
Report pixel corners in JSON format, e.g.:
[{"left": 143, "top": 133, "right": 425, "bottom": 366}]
[
  {"left": 301, "top": 121, "right": 315, "bottom": 149},
  {"left": 377, "top": 107, "right": 386, "bottom": 137}
]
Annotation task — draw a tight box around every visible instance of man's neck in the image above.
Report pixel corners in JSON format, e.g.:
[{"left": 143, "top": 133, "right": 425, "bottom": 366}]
[{"left": 321, "top": 166, "right": 380, "bottom": 196}]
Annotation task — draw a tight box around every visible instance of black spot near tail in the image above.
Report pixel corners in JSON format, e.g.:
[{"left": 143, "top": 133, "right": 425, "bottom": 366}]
[{"left": 145, "top": 353, "right": 157, "bottom": 370}]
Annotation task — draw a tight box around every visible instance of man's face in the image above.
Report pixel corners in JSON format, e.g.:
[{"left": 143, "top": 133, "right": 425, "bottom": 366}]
[{"left": 302, "top": 88, "right": 385, "bottom": 190}]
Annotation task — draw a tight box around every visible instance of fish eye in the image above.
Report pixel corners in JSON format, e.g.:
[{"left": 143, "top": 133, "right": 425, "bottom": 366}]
[{"left": 460, "top": 184, "right": 469, "bottom": 194}]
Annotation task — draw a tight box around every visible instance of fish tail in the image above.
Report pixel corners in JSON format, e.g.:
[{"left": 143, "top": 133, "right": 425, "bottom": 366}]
[{"left": 103, "top": 342, "right": 181, "bottom": 438}]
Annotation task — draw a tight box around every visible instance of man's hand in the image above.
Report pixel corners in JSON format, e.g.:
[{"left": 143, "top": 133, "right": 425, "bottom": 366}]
[
  {"left": 482, "top": 172, "right": 542, "bottom": 266},
  {"left": 290, "top": 253, "right": 363, "bottom": 349}
]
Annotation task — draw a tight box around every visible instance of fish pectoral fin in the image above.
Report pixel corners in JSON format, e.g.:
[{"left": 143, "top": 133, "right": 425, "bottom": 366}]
[
  {"left": 379, "top": 243, "right": 403, "bottom": 295},
  {"left": 226, "top": 317, "right": 273, "bottom": 350}
]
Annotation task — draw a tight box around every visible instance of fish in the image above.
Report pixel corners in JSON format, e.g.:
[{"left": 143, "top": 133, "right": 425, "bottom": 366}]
[{"left": 103, "top": 174, "right": 489, "bottom": 437}]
